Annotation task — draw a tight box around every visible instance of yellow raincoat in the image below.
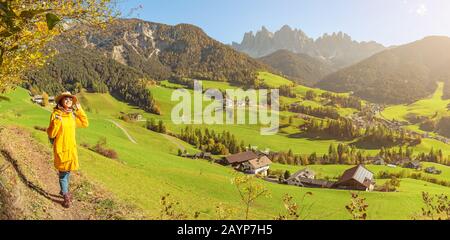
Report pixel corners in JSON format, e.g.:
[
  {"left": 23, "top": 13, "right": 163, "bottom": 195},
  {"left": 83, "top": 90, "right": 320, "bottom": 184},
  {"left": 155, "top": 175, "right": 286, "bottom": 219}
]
[{"left": 47, "top": 107, "right": 89, "bottom": 172}]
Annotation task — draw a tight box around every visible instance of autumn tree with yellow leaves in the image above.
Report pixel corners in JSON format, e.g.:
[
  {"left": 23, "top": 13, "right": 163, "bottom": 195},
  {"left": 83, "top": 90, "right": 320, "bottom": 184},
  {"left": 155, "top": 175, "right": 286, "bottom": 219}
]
[{"left": 0, "top": 0, "right": 119, "bottom": 93}]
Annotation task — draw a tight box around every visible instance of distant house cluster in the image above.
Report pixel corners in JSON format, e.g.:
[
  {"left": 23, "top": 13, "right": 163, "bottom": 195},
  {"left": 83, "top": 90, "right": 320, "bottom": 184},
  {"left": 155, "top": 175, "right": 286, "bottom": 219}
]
[
  {"left": 183, "top": 149, "right": 379, "bottom": 191},
  {"left": 348, "top": 102, "right": 450, "bottom": 145},
  {"left": 286, "top": 165, "right": 376, "bottom": 192},
  {"left": 368, "top": 155, "right": 423, "bottom": 170},
  {"left": 222, "top": 151, "right": 272, "bottom": 176},
  {"left": 379, "top": 116, "right": 450, "bottom": 145},
  {"left": 368, "top": 155, "right": 443, "bottom": 175},
  {"left": 179, "top": 146, "right": 442, "bottom": 193}
]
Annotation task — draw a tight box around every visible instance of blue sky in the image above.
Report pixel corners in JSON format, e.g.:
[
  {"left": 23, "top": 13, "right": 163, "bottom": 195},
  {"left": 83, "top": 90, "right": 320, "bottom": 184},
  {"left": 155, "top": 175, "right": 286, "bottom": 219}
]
[{"left": 118, "top": 0, "right": 450, "bottom": 46}]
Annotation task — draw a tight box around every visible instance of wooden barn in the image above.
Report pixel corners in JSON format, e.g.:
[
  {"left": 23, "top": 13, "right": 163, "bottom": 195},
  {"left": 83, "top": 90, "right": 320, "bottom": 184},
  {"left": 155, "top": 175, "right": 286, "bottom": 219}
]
[{"left": 334, "top": 165, "right": 375, "bottom": 191}]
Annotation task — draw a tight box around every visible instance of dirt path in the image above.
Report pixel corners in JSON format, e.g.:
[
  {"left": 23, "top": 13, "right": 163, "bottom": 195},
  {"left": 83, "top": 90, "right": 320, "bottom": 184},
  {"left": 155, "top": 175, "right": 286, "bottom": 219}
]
[
  {"left": 0, "top": 126, "right": 138, "bottom": 220},
  {"left": 107, "top": 119, "right": 137, "bottom": 144},
  {"left": 161, "top": 134, "right": 185, "bottom": 151},
  {"left": 0, "top": 127, "right": 88, "bottom": 219}
]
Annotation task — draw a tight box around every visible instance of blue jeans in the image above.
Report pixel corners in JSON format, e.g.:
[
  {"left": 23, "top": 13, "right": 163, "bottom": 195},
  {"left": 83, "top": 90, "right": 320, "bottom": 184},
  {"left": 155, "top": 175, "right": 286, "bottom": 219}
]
[{"left": 59, "top": 171, "right": 71, "bottom": 194}]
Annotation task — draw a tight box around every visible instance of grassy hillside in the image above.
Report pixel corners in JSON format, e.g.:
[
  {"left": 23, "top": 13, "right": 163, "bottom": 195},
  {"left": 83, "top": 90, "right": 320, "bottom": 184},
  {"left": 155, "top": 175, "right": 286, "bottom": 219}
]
[
  {"left": 382, "top": 82, "right": 450, "bottom": 122},
  {"left": 381, "top": 82, "right": 450, "bottom": 141},
  {"left": 258, "top": 71, "right": 295, "bottom": 88},
  {"left": 257, "top": 71, "right": 327, "bottom": 96},
  {"left": 2, "top": 87, "right": 450, "bottom": 219}
]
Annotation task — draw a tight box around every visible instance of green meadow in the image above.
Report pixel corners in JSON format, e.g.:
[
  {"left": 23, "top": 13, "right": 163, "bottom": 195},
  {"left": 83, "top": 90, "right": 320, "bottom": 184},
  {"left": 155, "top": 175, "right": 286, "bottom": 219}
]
[
  {"left": 1, "top": 86, "right": 450, "bottom": 219},
  {"left": 382, "top": 82, "right": 450, "bottom": 122}
]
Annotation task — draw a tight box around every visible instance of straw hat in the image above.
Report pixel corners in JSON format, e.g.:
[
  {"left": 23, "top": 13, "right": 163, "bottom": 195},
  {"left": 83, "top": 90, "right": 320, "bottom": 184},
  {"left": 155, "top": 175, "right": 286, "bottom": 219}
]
[{"left": 55, "top": 91, "right": 78, "bottom": 105}]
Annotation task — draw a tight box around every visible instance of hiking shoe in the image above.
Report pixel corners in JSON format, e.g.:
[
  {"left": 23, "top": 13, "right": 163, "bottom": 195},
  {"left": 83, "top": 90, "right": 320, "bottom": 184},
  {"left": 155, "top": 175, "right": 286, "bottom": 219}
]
[
  {"left": 60, "top": 192, "right": 73, "bottom": 202},
  {"left": 62, "top": 194, "right": 71, "bottom": 208},
  {"left": 67, "top": 192, "right": 73, "bottom": 202}
]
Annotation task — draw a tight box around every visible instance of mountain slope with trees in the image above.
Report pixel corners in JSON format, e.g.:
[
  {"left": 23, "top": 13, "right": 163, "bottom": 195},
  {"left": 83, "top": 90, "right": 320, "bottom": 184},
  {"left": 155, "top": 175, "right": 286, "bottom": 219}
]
[
  {"left": 26, "top": 47, "right": 160, "bottom": 114},
  {"left": 316, "top": 36, "right": 450, "bottom": 104},
  {"left": 72, "top": 18, "right": 268, "bottom": 86},
  {"left": 259, "top": 49, "right": 335, "bottom": 86}
]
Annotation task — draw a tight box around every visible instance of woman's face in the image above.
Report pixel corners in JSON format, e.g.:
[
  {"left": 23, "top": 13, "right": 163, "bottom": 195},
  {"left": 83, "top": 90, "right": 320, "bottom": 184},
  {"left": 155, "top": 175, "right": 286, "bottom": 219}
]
[{"left": 62, "top": 97, "right": 73, "bottom": 109}]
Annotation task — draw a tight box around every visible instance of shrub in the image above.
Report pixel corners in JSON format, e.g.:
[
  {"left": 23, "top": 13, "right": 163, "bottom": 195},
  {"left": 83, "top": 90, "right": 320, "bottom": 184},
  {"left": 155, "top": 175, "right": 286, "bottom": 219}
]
[
  {"left": 376, "top": 176, "right": 401, "bottom": 192},
  {"left": 119, "top": 114, "right": 131, "bottom": 123},
  {"left": 84, "top": 138, "right": 118, "bottom": 159},
  {"left": 345, "top": 192, "right": 369, "bottom": 220},
  {"left": 157, "top": 194, "right": 200, "bottom": 220},
  {"left": 275, "top": 192, "right": 313, "bottom": 220},
  {"left": 419, "top": 192, "right": 450, "bottom": 220}
]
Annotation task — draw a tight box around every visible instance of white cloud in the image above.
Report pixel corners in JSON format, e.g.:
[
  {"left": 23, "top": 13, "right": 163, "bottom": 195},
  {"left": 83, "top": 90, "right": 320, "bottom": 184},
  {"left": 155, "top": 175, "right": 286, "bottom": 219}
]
[{"left": 416, "top": 4, "right": 428, "bottom": 16}]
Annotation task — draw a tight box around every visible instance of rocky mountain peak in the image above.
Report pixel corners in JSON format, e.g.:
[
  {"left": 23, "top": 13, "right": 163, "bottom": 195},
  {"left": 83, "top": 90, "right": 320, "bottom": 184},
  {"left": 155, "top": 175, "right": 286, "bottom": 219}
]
[
  {"left": 279, "top": 24, "right": 293, "bottom": 32},
  {"left": 232, "top": 25, "right": 385, "bottom": 69}
]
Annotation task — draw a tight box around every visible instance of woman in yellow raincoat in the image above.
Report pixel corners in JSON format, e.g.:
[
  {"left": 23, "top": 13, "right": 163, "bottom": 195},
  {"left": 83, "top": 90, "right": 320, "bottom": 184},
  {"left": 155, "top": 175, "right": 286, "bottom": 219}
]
[{"left": 47, "top": 92, "right": 89, "bottom": 208}]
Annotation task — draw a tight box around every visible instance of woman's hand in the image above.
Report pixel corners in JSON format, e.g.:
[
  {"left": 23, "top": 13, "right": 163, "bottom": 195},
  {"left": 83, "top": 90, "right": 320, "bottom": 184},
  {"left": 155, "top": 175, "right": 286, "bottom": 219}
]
[{"left": 75, "top": 103, "right": 82, "bottom": 110}]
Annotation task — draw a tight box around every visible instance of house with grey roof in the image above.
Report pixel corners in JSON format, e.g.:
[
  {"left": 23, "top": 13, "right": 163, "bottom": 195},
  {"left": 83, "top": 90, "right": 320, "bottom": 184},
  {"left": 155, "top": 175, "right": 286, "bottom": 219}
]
[
  {"left": 372, "top": 156, "right": 385, "bottom": 165},
  {"left": 425, "top": 166, "right": 442, "bottom": 175},
  {"left": 287, "top": 168, "right": 315, "bottom": 182},
  {"left": 286, "top": 168, "right": 335, "bottom": 188},
  {"left": 403, "top": 161, "right": 421, "bottom": 170}
]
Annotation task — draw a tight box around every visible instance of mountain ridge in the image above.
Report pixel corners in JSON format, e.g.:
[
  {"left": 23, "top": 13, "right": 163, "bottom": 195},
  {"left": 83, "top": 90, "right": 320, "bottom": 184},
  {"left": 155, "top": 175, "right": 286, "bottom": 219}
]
[{"left": 232, "top": 25, "right": 385, "bottom": 69}]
